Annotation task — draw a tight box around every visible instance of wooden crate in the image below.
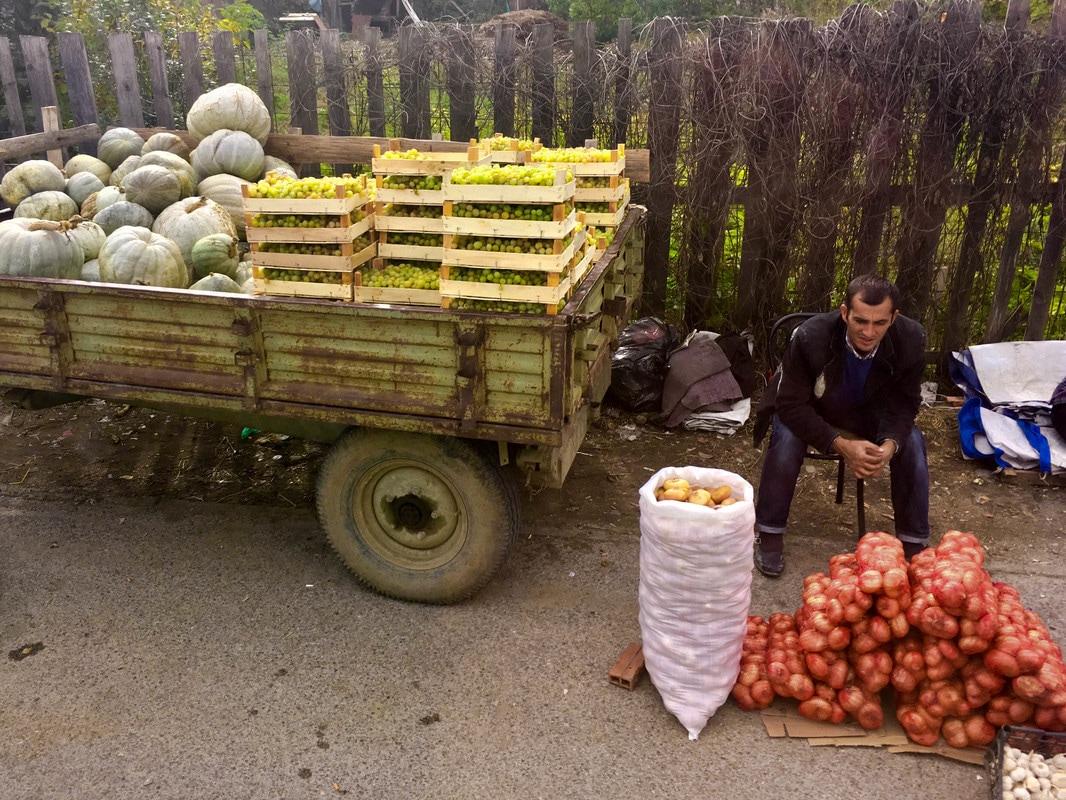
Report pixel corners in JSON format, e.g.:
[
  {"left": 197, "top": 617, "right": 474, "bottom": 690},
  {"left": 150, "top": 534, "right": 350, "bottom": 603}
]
[
  {"left": 241, "top": 175, "right": 372, "bottom": 216},
  {"left": 373, "top": 175, "right": 446, "bottom": 206},
  {"left": 353, "top": 257, "right": 441, "bottom": 306},
  {"left": 481, "top": 134, "right": 539, "bottom": 164},
  {"left": 574, "top": 176, "right": 629, "bottom": 203},
  {"left": 529, "top": 145, "right": 626, "bottom": 177},
  {"left": 376, "top": 230, "right": 444, "bottom": 263},
  {"left": 576, "top": 183, "right": 631, "bottom": 229},
  {"left": 373, "top": 210, "right": 444, "bottom": 234},
  {"left": 442, "top": 168, "right": 575, "bottom": 205},
  {"left": 249, "top": 240, "right": 377, "bottom": 271},
  {"left": 442, "top": 233, "right": 579, "bottom": 273},
  {"left": 246, "top": 213, "right": 372, "bottom": 244},
  {"left": 439, "top": 264, "right": 572, "bottom": 315},
  {"left": 371, "top": 139, "right": 492, "bottom": 176},
  {"left": 442, "top": 201, "right": 578, "bottom": 239},
  {"left": 251, "top": 264, "right": 354, "bottom": 301}
]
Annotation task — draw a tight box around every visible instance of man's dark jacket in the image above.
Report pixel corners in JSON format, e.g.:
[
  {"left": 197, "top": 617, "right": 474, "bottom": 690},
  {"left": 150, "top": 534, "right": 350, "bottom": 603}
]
[{"left": 753, "top": 311, "right": 927, "bottom": 454}]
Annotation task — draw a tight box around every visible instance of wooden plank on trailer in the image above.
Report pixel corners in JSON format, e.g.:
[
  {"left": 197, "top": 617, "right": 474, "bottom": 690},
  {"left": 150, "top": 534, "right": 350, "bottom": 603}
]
[
  {"left": 213, "top": 31, "right": 236, "bottom": 85},
  {"left": 0, "top": 37, "right": 26, "bottom": 137},
  {"left": 109, "top": 32, "right": 145, "bottom": 128},
  {"left": 19, "top": 35, "right": 57, "bottom": 132},
  {"left": 178, "top": 32, "right": 204, "bottom": 113},
  {"left": 143, "top": 31, "right": 175, "bottom": 130},
  {"left": 56, "top": 32, "right": 99, "bottom": 156},
  {"left": 252, "top": 30, "right": 275, "bottom": 129}
]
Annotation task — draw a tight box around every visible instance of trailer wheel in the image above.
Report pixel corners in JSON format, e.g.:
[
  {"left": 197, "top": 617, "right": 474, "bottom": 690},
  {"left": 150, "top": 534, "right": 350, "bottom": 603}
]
[{"left": 316, "top": 429, "right": 520, "bottom": 604}]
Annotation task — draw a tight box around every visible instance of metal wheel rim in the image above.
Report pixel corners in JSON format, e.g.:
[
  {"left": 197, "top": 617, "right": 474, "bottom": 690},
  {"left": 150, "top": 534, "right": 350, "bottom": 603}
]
[{"left": 351, "top": 457, "right": 466, "bottom": 570}]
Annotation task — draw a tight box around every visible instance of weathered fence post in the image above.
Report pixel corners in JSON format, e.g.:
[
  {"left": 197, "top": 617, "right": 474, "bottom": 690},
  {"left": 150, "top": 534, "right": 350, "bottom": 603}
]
[
  {"left": 644, "top": 18, "right": 684, "bottom": 318},
  {"left": 568, "top": 21, "right": 595, "bottom": 147},
  {"left": 19, "top": 36, "right": 57, "bottom": 133},
  {"left": 253, "top": 30, "right": 276, "bottom": 131},
  {"left": 213, "top": 31, "right": 237, "bottom": 85},
  {"left": 286, "top": 29, "right": 319, "bottom": 174},
  {"left": 399, "top": 25, "right": 431, "bottom": 139},
  {"left": 895, "top": 1, "right": 980, "bottom": 325},
  {"left": 0, "top": 37, "right": 27, "bottom": 137},
  {"left": 611, "top": 19, "right": 632, "bottom": 147},
  {"left": 493, "top": 22, "right": 517, "bottom": 137},
  {"left": 365, "top": 26, "right": 385, "bottom": 138},
  {"left": 178, "top": 32, "right": 205, "bottom": 113},
  {"left": 447, "top": 25, "right": 477, "bottom": 142},
  {"left": 321, "top": 28, "right": 352, "bottom": 173},
  {"left": 142, "top": 32, "right": 174, "bottom": 130},
  {"left": 531, "top": 23, "right": 555, "bottom": 145},
  {"left": 109, "top": 33, "right": 145, "bottom": 128},
  {"left": 57, "top": 32, "right": 100, "bottom": 154}
]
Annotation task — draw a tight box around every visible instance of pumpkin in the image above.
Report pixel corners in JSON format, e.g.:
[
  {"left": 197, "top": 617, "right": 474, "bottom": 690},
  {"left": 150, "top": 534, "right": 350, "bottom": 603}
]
[
  {"left": 81, "top": 185, "right": 126, "bottom": 219},
  {"left": 66, "top": 217, "right": 108, "bottom": 260},
  {"left": 64, "top": 154, "right": 112, "bottom": 185},
  {"left": 80, "top": 258, "right": 101, "bottom": 282},
  {"left": 151, "top": 196, "right": 237, "bottom": 268},
  {"left": 14, "top": 190, "right": 79, "bottom": 222},
  {"left": 0, "top": 159, "right": 67, "bottom": 206},
  {"left": 138, "top": 150, "right": 197, "bottom": 197},
  {"left": 261, "top": 156, "right": 297, "bottom": 181},
  {"left": 195, "top": 172, "right": 252, "bottom": 238},
  {"left": 120, "top": 164, "right": 185, "bottom": 216},
  {"left": 190, "top": 232, "right": 240, "bottom": 281},
  {"left": 98, "top": 225, "right": 189, "bottom": 288},
  {"left": 188, "top": 272, "right": 243, "bottom": 293},
  {"left": 142, "top": 131, "right": 191, "bottom": 160},
  {"left": 66, "top": 171, "right": 106, "bottom": 207},
  {"left": 109, "top": 155, "right": 142, "bottom": 186},
  {"left": 234, "top": 261, "right": 254, "bottom": 286},
  {"left": 185, "top": 83, "right": 271, "bottom": 145},
  {"left": 191, "top": 129, "right": 264, "bottom": 182},
  {"left": 0, "top": 218, "right": 84, "bottom": 279},
  {"left": 93, "top": 200, "right": 155, "bottom": 235},
  {"left": 97, "top": 127, "right": 146, "bottom": 169}
]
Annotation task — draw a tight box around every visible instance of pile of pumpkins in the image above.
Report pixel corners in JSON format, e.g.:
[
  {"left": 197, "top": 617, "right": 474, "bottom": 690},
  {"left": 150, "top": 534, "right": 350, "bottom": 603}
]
[{"left": 0, "top": 83, "right": 295, "bottom": 294}]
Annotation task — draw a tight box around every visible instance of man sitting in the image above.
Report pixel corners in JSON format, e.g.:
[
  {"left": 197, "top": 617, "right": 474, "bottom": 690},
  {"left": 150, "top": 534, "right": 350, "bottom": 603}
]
[{"left": 752, "top": 274, "right": 930, "bottom": 577}]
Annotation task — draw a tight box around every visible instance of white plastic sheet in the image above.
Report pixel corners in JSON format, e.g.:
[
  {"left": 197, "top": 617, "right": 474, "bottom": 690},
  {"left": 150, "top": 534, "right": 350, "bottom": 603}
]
[{"left": 637, "top": 466, "right": 754, "bottom": 740}]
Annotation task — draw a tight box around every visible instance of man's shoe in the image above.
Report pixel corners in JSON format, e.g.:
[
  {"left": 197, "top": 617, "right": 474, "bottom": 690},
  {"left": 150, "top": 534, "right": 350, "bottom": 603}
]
[{"left": 754, "top": 547, "right": 784, "bottom": 578}]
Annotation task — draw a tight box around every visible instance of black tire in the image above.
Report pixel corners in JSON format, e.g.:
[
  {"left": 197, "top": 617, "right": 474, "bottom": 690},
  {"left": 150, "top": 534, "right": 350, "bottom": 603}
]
[{"left": 315, "top": 428, "right": 520, "bottom": 604}]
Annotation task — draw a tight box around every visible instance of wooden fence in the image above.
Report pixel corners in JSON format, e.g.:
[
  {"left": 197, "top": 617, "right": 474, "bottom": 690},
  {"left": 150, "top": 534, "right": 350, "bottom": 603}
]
[{"left": 3, "top": 5, "right": 1066, "bottom": 371}]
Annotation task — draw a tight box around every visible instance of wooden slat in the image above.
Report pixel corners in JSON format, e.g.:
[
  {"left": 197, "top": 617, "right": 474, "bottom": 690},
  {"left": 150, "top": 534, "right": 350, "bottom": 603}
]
[
  {"left": 143, "top": 31, "right": 175, "bottom": 129},
  {"left": 0, "top": 36, "right": 26, "bottom": 137},
  {"left": 492, "top": 22, "right": 516, "bottom": 138},
  {"left": 364, "top": 26, "right": 385, "bottom": 138},
  {"left": 252, "top": 29, "right": 275, "bottom": 129},
  {"left": 56, "top": 32, "right": 99, "bottom": 156},
  {"left": 109, "top": 32, "right": 145, "bottom": 127},
  {"left": 447, "top": 26, "right": 477, "bottom": 143},
  {"left": 531, "top": 23, "right": 554, "bottom": 144},
  {"left": 213, "top": 31, "right": 236, "bottom": 85},
  {"left": 569, "top": 21, "right": 595, "bottom": 147},
  {"left": 178, "top": 32, "right": 204, "bottom": 113},
  {"left": 398, "top": 25, "right": 430, "bottom": 139},
  {"left": 0, "top": 123, "right": 100, "bottom": 161},
  {"left": 19, "top": 35, "right": 57, "bottom": 131}
]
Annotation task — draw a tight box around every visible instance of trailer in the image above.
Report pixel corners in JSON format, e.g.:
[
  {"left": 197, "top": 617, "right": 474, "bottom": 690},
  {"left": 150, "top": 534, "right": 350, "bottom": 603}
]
[{"left": 0, "top": 206, "right": 646, "bottom": 603}]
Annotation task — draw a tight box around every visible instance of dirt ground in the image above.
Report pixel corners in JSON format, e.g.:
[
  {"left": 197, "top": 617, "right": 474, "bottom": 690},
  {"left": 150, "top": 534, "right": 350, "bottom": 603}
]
[{"left": 0, "top": 392, "right": 1062, "bottom": 566}]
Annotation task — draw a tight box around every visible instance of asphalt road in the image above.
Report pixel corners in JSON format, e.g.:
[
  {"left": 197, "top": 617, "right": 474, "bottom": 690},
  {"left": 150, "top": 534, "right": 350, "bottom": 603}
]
[{"left": 5, "top": 469, "right": 1060, "bottom": 800}]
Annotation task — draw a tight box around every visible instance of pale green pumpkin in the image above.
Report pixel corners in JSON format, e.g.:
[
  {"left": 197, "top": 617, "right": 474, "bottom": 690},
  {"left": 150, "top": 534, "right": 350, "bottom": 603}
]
[
  {"left": 188, "top": 272, "right": 243, "bottom": 293},
  {"left": 66, "top": 217, "right": 108, "bottom": 260},
  {"left": 81, "top": 185, "right": 126, "bottom": 219},
  {"left": 98, "top": 225, "right": 189, "bottom": 288},
  {"left": 152, "top": 196, "right": 237, "bottom": 268},
  {"left": 93, "top": 200, "right": 155, "bottom": 235},
  {"left": 66, "top": 171, "right": 106, "bottom": 207},
  {"left": 185, "top": 83, "right": 271, "bottom": 145},
  {"left": 97, "top": 127, "right": 146, "bottom": 169},
  {"left": 192, "top": 129, "right": 265, "bottom": 182},
  {"left": 0, "top": 218, "right": 84, "bottom": 279},
  {"left": 0, "top": 160, "right": 67, "bottom": 206},
  {"left": 14, "top": 190, "right": 79, "bottom": 222},
  {"left": 141, "top": 131, "right": 191, "bottom": 160},
  {"left": 64, "top": 154, "right": 112, "bottom": 185},
  {"left": 120, "top": 165, "right": 185, "bottom": 216}
]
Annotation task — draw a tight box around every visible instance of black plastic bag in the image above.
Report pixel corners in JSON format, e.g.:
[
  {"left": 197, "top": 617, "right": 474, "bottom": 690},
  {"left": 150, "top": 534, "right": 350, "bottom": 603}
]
[{"left": 605, "top": 317, "right": 679, "bottom": 412}]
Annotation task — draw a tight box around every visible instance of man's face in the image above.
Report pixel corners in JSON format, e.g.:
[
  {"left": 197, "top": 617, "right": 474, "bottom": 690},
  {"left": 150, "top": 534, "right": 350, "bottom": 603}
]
[{"left": 840, "top": 295, "right": 898, "bottom": 356}]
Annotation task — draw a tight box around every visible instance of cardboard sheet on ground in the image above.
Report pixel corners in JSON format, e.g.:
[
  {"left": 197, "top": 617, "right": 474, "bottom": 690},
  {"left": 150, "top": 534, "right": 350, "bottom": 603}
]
[{"left": 759, "top": 701, "right": 985, "bottom": 765}]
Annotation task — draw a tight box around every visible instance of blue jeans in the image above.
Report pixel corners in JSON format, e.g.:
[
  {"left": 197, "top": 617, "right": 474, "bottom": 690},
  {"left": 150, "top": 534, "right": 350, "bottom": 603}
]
[{"left": 755, "top": 415, "right": 930, "bottom": 545}]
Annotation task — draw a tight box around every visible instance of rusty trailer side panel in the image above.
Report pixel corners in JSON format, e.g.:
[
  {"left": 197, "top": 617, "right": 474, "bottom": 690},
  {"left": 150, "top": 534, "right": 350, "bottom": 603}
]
[{"left": 0, "top": 208, "right": 645, "bottom": 486}]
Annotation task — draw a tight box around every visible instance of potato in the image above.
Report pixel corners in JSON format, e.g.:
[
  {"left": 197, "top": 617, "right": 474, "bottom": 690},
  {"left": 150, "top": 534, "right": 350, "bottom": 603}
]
[
  {"left": 662, "top": 477, "right": 690, "bottom": 492},
  {"left": 661, "top": 487, "right": 689, "bottom": 501},
  {"left": 686, "top": 487, "right": 713, "bottom": 506},
  {"left": 709, "top": 485, "right": 732, "bottom": 504}
]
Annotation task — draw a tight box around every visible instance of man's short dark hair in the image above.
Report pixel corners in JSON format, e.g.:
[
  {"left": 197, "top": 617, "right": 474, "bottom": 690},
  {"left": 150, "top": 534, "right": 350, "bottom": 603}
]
[{"left": 845, "top": 274, "right": 900, "bottom": 313}]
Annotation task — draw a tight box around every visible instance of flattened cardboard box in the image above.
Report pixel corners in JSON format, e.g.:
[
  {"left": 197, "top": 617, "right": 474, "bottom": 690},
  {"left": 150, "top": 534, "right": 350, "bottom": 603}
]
[{"left": 759, "top": 701, "right": 985, "bottom": 765}]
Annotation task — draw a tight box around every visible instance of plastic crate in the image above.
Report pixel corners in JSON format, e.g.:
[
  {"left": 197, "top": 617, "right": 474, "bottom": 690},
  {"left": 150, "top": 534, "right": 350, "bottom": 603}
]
[{"left": 985, "top": 725, "right": 1066, "bottom": 800}]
